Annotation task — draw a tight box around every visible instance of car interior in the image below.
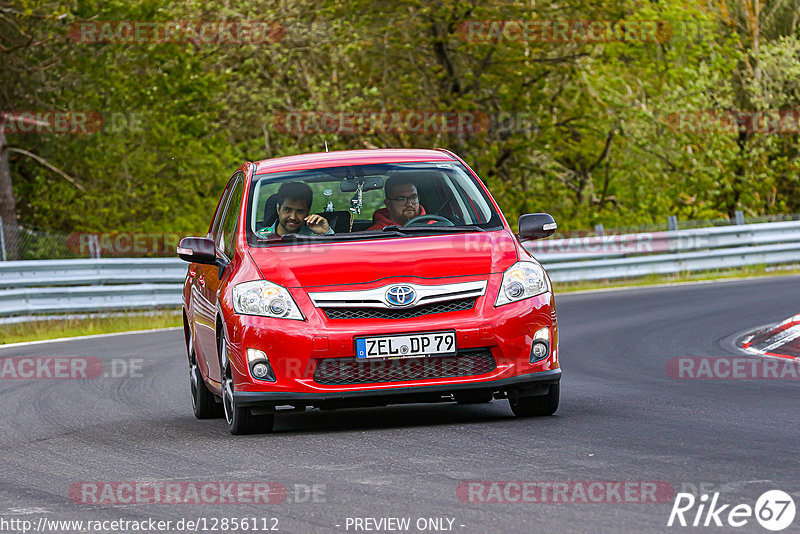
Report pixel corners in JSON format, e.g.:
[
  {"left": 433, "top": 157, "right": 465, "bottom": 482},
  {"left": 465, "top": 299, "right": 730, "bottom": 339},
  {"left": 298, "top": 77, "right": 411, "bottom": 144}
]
[{"left": 251, "top": 166, "right": 490, "bottom": 236}]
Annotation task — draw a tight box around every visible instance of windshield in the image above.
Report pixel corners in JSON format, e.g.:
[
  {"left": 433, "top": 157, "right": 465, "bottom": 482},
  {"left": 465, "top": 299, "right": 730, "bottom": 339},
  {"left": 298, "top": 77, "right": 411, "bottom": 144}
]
[{"left": 245, "top": 161, "right": 503, "bottom": 245}]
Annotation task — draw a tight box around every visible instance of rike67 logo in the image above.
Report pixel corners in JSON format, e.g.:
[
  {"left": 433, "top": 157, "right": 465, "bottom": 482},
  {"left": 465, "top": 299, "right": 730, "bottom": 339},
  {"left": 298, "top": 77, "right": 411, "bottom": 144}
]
[{"left": 668, "top": 490, "right": 796, "bottom": 531}]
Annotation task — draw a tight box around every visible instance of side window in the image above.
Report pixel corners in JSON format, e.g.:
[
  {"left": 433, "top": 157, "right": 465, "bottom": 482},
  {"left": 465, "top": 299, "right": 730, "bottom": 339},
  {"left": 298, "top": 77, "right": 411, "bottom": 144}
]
[
  {"left": 448, "top": 174, "right": 490, "bottom": 224},
  {"left": 218, "top": 175, "right": 244, "bottom": 258},
  {"left": 210, "top": 176, "right": 237, "bottom": 241}
]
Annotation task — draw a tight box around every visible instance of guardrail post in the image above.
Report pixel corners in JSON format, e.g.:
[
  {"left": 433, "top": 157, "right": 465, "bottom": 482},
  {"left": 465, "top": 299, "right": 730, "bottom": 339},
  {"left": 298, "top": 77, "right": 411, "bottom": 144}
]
[
  {"left": 93, "top": 234, "right": 101, "bottom": 259},
  {"left": 735, "top": 210, "right": 744, "bottom": 225},
  {"left": 86, "top": 234, "right": 102, "bottom": 259},
  {"left": 668, "top": 216, "right": 678, "bottom": 232},
  {"left": 0, "top": 216, "right": 6, "bottom": 261}
]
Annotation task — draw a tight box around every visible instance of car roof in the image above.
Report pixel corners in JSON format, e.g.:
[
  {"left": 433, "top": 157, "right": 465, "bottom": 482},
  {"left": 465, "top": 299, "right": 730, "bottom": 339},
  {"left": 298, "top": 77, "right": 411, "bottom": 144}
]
[{"left": 253, "top": 149, "right": 456, "bottom": 175}]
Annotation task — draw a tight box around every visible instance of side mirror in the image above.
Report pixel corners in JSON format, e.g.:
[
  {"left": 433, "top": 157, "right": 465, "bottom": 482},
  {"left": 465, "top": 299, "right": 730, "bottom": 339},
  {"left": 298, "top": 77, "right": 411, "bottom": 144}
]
[
  {"left": 517, "top": 213, "right": 557, "bottom": 241},
  {"left": 177, "top": 237, "right": 217, "bottom": 265}
]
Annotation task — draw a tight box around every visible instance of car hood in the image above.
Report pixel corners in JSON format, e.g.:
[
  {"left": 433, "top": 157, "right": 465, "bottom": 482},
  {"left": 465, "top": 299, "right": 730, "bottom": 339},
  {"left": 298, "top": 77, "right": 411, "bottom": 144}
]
[{"left": 248, "top": 230, "right": 520, "bottom": 288}]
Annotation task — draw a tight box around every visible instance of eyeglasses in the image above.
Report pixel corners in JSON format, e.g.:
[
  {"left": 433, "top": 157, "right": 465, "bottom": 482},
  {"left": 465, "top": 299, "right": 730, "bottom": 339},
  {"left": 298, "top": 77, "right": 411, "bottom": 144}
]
[{"left": 389, "top": 194, "right": 419, "bottom": 205}]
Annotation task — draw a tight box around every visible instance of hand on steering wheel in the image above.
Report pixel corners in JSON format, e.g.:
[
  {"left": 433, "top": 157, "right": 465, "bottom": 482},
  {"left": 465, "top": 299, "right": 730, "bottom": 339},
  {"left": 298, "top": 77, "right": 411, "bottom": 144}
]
[{"left": 403, "top": 214, "right": 454, "bottom": 227}]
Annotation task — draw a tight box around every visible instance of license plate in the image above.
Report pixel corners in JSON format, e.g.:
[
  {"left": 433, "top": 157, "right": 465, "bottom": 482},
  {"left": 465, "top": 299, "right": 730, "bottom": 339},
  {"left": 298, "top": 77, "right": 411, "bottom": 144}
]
[{"left": 355, "top": 331, "right": 457, "bottom": 359}]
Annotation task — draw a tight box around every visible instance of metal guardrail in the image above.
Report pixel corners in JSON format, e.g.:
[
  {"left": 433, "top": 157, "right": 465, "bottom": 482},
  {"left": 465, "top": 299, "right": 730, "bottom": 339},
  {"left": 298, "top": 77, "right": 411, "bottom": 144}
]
[
  {"left": 0, "top": 258, "right": 186, "bottom": 289},
  {"left": 0, "top": 220, "right": 798, "bottom": 321},
  {"left": 0, "top": 284, "right": 183, "bottom": 316},
  {"left": 530, "top": 220, "right": 800, "bottom": 282},
  {"left": 0, "top": 258, "right": 186, "bottom": 322},
  {"left": 540, "top": 242, "right": 800, "bottom": 282},
  {"left": 528, "top": 220, "right": 800, "bottom": 262}
]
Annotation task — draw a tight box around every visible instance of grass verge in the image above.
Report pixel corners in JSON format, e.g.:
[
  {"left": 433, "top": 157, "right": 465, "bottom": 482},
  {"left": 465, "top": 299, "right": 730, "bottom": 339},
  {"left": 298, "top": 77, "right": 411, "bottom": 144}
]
[
  {"left": 554, "top": 264, "right": 800, "bottom": 293},
  {"left": 0, "top": 309, "right": 182, "bottom": 345}
]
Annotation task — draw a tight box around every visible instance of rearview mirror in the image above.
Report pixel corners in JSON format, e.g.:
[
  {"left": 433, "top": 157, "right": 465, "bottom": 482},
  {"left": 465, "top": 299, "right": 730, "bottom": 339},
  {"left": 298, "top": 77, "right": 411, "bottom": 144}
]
[
  {"left": 340, "top": 176, "right": 384, "bottom": 192},
  {"left": 177, "top": 237, "right": 217, "bottom": 265},
  {"left": 517, "top": 213, "right": 557, "bottom": 241}
]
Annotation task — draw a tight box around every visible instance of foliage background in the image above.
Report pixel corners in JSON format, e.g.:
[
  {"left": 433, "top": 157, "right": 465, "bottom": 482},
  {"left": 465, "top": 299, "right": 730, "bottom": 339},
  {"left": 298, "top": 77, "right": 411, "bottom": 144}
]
[{"left": 2, "top": 0, "right": 799, "bottom": 237}]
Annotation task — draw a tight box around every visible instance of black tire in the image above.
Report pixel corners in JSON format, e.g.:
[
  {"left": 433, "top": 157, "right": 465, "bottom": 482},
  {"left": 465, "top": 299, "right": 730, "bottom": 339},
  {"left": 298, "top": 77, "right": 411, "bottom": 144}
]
[
  {"left": 219, "top": 333, "right": 274, "bottom": 435},
  {"left": 189, "top": 347, "right": 223, "bottom": 419},
  {"left": 454, "top": 391, "right": 494, "bottom": 404},
  {"left": 509, "top": 383, "right": 559, "bottom": 417}
]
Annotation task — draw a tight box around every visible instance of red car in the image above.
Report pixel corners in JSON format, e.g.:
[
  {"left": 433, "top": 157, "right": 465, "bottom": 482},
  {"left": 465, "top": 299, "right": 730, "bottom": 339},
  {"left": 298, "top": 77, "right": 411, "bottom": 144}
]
[{"left": 179, "top": 148, "right": 560, "bottom": 434}]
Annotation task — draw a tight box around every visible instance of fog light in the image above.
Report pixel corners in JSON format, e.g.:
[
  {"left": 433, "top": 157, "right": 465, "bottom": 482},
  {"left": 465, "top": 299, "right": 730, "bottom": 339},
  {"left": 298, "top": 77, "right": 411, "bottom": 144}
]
[
  {"left": 252, "top": 363, "right": 270, "bottom": 378},
  {"left": 530, "top": 340, "right": 549, "bottom": 362},
  {"left": 246, "top": 348, "right": 275, "bottom": 381}
]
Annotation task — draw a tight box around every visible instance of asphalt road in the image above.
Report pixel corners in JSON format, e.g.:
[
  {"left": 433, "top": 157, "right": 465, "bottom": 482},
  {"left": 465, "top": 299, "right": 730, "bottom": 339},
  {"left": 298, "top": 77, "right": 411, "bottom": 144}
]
[{"left": 1, "top": 275, "right": 799, "bottom": 534}]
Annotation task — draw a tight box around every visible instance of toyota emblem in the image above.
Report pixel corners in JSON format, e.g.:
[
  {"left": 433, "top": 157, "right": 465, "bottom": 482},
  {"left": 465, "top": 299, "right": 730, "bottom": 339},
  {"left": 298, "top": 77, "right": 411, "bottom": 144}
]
[{"left": 385, "top": 285, "right": 416, "bottom": 307}]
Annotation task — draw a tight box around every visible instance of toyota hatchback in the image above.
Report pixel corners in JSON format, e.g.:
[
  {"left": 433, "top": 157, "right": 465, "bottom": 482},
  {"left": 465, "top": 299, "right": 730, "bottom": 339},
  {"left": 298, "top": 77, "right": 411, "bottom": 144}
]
[{"left": 179, "top": 148, "right": 561, "bottom": 434}]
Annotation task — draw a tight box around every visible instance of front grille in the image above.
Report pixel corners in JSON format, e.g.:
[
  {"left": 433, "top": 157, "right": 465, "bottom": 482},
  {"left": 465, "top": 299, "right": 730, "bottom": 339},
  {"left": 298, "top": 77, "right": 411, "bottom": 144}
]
[
  {"left": 323, "top": 297, "right": 476, "bottom": 320},
  {"left": 313, "top": 349, "right": 496, "bottom": 385}
]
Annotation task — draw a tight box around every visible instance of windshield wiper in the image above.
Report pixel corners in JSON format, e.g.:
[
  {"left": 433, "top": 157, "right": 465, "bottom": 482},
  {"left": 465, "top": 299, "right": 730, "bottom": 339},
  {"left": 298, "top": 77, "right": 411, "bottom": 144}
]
[
  {"left": 277, "top": 230, "right": 406, "bottom": 242},
  {"left": 382, "top": 224, "right": 486, "bottom": 233}
]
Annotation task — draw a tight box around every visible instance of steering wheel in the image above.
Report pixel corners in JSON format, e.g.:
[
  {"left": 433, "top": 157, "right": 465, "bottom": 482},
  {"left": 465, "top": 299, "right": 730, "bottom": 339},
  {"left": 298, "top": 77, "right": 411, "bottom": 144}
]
[{"left": 403, "top": 214, "right": 454, "bottom": 227}]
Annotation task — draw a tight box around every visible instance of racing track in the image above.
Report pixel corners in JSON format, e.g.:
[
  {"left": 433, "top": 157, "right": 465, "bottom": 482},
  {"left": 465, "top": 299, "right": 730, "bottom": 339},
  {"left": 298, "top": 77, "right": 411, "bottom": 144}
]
[{"left": 1, "top": 275, "right": 799, "bottom": 533}]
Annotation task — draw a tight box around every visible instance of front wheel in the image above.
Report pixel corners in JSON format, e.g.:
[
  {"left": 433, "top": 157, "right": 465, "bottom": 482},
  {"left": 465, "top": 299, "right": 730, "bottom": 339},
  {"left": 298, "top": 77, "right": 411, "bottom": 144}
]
[
  {"left": 220, "top": 334, "right": 274, "bottom": 435},
  {"left": 509, "top": 383, "right": 559, "bottom": 417},
  {"left": 189, "top": 342, "right": 223, "bottom": 419}
]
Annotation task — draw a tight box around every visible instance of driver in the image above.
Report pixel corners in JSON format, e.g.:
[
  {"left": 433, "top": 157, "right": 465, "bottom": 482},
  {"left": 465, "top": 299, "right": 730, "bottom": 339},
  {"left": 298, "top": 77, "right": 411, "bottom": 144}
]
[
  {"left": 368, "top": 176, "right": 427, "bottom": 230},
  {"left": 259, "top": 182, "right": 334, "bottom": 237}
]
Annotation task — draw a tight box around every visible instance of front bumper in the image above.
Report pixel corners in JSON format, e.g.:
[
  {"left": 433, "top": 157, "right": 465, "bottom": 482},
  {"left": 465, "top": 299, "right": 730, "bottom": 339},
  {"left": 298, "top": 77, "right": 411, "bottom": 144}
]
[
  {"left": 222, "top": 276, "right": 559, "bottom": 402},
  {"left": 234, "top": 369, "right": 561, "bottom": 406}
]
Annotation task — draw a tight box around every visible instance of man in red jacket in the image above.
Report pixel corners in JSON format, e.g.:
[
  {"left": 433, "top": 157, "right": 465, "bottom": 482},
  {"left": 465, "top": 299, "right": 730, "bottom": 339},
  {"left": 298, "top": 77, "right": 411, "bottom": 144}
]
[{"left": 368, "top": 175, "right": 426, "bottom": 230}]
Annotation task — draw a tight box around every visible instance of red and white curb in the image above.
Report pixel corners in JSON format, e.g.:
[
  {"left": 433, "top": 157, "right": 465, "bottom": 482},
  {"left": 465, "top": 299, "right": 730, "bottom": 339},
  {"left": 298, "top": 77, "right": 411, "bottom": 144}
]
[{"left": 742, "top": 314, "right": 800, "bottom": 360}]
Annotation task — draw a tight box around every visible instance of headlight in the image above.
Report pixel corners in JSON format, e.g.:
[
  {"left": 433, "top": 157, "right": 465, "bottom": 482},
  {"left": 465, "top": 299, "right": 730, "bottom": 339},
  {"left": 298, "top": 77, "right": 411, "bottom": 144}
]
[
  {"left": 495, "top": 261, "right": 550, "bottom": 306},
  {"left": 232, "top": 280, "right": 304, "bottom": 320}
]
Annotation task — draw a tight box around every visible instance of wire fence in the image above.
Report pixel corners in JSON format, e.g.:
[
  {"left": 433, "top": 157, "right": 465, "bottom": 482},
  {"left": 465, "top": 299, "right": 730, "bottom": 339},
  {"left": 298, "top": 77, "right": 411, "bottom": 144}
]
[
  {"left": 550, "top": 212, "right": 800, "bottom": 240},
  {"left": 0, "top": 218, "right": 193, "bottom": 260}
]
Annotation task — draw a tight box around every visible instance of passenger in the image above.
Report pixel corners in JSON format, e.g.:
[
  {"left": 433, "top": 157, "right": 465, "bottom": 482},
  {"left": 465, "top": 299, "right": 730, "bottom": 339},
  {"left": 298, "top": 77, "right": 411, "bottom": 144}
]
[
  {"left": 259, "top": 182, "right": 333, "bottom": 237},
  {"left": 368, "top": 176, "right": 427, "bottom": 230}
]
